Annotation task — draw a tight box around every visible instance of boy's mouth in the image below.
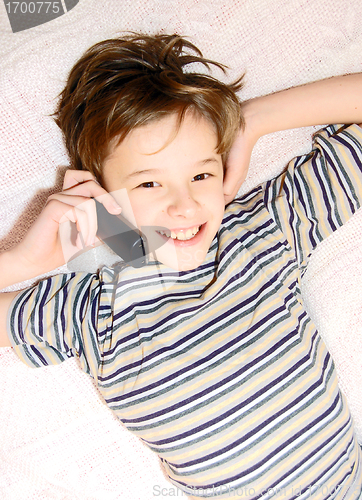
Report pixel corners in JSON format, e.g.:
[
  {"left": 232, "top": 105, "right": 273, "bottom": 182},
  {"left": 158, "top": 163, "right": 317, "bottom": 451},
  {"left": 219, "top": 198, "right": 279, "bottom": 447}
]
[{"left": 157, "top": 225, "right": 202, "bottom": 241}]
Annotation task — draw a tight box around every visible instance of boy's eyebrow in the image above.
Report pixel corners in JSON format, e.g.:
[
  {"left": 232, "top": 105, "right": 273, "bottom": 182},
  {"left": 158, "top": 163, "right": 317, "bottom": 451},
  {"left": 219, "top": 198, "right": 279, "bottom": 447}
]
[
  {"left": 125, "top": 168, "right": 163, "bottom": 180},
  {"left": 125, "top": 158, "right": 219, "bottom": 179},
  {"left": 199, "top": 157, "right": 219, "bottom": 166}
]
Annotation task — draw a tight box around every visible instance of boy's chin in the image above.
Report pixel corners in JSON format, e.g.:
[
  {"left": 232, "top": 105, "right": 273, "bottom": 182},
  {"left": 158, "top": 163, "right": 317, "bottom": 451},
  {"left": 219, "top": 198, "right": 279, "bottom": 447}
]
[
  {"left": 174, "top": 260, "right": 204, "bottom": 272},
  {"left": 152, "top": 247, "right": 207, "bottom": 272}
]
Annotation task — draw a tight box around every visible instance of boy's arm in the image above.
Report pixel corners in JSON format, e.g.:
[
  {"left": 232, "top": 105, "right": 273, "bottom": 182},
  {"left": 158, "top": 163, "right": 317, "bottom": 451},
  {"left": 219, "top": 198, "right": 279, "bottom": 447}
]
[
  {"left": 0, "top": 170, "right": 123, "bottom": 348},
  {"left": 224, "top": 73, "right": 362, "bottom": 203},
  {"left": 0, "top": 291, "right": 19, "bottom": 347}
]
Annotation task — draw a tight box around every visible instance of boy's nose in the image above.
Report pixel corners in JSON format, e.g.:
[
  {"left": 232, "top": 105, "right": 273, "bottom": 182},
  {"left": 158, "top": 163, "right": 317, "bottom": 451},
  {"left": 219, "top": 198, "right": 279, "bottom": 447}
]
[{"left": 167, "top": 190, "right": 199, "bottom": 219}]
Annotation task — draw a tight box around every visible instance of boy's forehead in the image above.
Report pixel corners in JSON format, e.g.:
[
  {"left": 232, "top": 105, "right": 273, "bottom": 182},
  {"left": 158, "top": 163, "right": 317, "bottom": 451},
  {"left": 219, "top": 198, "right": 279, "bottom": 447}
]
[
  {"left": 125, "top": 115, "right": 180, "bottom": 155},
  {"left": 105, "top": 112, "right": 219, "bottom": 167}
]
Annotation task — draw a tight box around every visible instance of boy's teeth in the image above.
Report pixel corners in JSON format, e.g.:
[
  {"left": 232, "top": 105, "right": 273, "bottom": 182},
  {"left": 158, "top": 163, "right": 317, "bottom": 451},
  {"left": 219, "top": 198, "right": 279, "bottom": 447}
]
[
  {"left": 159, "top": 226, "right": 200, "bottom": 241},
  {"left": 171, "top": 226, "right": 200, "bottom": 240}
]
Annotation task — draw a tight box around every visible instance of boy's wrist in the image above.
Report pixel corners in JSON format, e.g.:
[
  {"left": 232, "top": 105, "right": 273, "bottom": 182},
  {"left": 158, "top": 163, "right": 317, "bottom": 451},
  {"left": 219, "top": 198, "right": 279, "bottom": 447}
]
[
  {"left": 0, "top": 250, "right": 22, "bottom": 289},
  {"left": 241, "top": 97, "right": 270, "bottom": 144},
  {"left": 0, "top": 248, "right": 39, "bottom": 289}
]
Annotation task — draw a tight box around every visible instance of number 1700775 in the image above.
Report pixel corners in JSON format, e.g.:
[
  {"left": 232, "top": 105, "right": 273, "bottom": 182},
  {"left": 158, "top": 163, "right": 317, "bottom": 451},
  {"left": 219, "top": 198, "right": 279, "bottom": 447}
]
[{"left": 5, "top": 2, "right": 61, "bottom": 14}]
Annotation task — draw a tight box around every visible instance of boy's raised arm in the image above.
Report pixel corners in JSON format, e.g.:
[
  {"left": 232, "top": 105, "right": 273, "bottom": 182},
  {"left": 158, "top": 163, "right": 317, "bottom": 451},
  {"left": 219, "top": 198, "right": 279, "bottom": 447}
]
[{"left": 224, "top": 73, "right": 362, "bottom": 202}]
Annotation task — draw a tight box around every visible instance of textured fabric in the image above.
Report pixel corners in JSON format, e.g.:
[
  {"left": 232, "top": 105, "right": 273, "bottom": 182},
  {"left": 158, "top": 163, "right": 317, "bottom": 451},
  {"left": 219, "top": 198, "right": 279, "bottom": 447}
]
[
  {"left": 1, "top": 1, "right": 362, "bottom": 498},
  {"left": 301, "top": 207, "right": 362, "bottom": 440},
  {"left": 8, "top": 125, "right": 362, "bottom": 499}
]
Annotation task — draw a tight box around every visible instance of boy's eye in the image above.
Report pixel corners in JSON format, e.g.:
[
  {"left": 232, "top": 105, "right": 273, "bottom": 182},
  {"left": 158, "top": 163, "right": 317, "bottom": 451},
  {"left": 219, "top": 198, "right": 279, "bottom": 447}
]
[
  {"left": 192, "top": 173, "right": 210, "bottom": 182},
  {"left": 138, "top": 181, "right": 160, "bottom": 188}
]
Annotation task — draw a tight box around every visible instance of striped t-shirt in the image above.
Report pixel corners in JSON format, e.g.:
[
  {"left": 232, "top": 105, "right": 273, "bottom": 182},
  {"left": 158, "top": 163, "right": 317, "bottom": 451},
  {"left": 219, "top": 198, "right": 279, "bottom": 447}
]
[{"left": 8, "top": 125, "right": 362, "bottom": 499}]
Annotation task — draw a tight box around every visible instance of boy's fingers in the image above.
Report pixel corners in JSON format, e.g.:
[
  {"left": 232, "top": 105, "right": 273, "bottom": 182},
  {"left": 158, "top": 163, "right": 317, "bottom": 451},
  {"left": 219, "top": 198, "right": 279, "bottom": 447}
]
[
  {"left": 72, "top": 205, "right": 92, "bottom": 248},
  {"left": 46, "top": 176, "right": 127, "bottom": 250},
  {"left": 223, "top": 153, "right": 252, "bottom": 203},
  {"left": 62, "top": 169, "right": 99, "bottom": 190},
  {"left": 61, "top": 178, "right": 123, "bottom": 215},
  {"left": 46, "top": 194, "right": 97, "bottom": 247},
  {"left": 223, "top": 171, "right": 242, "bottom": 204},
  {"left": 94, "top": 192, "right": 123, "bottom": 215}
]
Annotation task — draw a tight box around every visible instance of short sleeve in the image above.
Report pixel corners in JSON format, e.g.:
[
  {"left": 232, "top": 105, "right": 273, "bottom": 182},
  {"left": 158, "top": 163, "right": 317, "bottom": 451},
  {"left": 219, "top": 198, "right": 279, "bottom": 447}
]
[
  {"left": 264, "top": 124, "right": 362, "bottom": 271},
  {"left": 7, "top": 268, "right": 117, "bottom": 381}
]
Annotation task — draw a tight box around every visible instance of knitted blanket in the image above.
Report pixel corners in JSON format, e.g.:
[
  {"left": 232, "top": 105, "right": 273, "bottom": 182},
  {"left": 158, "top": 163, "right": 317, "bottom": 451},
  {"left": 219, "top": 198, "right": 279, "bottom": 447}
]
[{"left": 1, "top": 1, "right": 361, "bottom": 498}]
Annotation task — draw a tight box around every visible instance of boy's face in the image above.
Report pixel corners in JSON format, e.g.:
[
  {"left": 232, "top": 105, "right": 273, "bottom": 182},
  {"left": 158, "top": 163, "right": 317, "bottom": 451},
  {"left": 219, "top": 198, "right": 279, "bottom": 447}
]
[{"left": 102, "top": 112, "right": 225, "bottom": 271}]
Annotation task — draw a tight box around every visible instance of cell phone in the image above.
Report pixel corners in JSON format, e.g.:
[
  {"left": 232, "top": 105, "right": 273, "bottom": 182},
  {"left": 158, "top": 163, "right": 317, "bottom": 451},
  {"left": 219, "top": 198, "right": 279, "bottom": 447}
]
[{"left": 95, "top": 199, "right": 148, "bottom": 268}]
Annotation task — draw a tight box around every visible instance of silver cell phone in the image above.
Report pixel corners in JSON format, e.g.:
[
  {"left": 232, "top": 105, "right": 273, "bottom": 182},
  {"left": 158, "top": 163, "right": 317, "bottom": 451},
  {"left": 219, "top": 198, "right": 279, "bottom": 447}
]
[{"left": 95, "top": 199, "right": 148, "bottom": 268}]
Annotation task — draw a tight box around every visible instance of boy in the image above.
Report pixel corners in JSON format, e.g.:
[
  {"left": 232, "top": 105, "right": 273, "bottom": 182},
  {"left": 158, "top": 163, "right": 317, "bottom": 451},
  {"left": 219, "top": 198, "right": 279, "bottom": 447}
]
[{"left": 1, "top": 34, "right": 362, "bottom": 499}]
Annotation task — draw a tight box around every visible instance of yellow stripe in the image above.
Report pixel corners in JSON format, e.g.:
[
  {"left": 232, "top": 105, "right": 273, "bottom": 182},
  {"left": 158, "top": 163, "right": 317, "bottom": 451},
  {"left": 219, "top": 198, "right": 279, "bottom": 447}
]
[
  {"left": 124, "top": 321, "right": 319, "bottom": 446},
  {"left": 104, "top": 278, "right": 292, "bottom": 397},
  {"left": 103, "top": 245, "right": 292, "bottom": 381},
  {"left": 184, "top": 374, "right": 341, "bottom": 483}
]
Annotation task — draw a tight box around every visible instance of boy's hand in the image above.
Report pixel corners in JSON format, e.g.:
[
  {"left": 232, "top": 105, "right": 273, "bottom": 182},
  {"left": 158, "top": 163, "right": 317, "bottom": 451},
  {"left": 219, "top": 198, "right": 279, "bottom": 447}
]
[
  {"left": 224, "top": 73, "right": 362, "bottom": 203},
  {"left": 224, "top": 73, "right": 362, "bottom": 204},
  {"left": 223, "top": 102, "right": 260, "bottom": 204},
  {"left": 223, "top": 125, "right": 255, "bottom": 204},
  {"left": 3, "top": 170, "right": 122, "bottom": 286}
]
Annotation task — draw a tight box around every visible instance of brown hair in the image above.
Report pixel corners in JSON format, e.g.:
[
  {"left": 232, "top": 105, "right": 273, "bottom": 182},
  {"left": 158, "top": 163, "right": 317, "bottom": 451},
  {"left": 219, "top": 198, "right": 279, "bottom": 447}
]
[{"left": 54, "top": 33, "right": 244, "bottom": 182}]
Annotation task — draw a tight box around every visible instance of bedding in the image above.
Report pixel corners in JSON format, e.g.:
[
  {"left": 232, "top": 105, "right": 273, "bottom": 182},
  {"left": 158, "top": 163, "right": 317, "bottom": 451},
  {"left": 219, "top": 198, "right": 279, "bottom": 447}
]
[{"left": 1, "top": 1, "right": 362, "bottom": 498}]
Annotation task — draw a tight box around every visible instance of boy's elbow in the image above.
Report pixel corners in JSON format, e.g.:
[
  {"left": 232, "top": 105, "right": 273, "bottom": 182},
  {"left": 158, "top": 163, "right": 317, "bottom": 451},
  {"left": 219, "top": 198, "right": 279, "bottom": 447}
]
[
  {"left": 0, "top": 291, "right": 19, "bottom": 347},
  {"left": 0, "top": 336, "right": 12, "bottom": 348}
]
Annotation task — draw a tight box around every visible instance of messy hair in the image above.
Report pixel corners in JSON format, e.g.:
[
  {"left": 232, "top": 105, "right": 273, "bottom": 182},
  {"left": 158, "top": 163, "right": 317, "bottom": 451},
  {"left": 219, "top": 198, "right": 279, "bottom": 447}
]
[{"left": 54, "top": 33, "right": 244, "bottom": 182}]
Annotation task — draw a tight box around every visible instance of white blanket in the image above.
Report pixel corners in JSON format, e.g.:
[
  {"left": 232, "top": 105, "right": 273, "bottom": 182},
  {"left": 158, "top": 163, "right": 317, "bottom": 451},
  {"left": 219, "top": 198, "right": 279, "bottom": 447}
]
[{"left": 1, "top": 1, "right": 362, "bottom": 498}]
